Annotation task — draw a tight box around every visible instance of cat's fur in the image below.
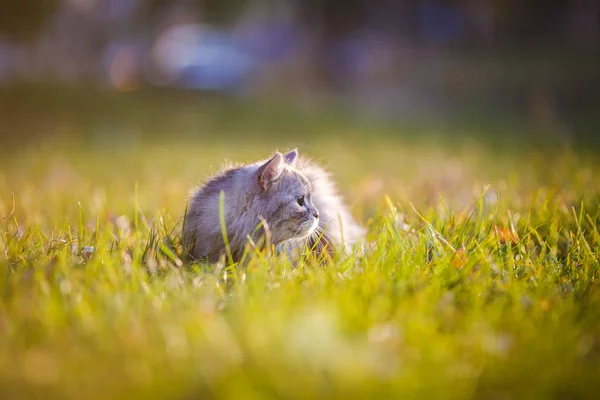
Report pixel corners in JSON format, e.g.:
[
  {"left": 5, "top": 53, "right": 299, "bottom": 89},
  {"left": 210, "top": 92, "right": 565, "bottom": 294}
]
[{"left": 183, "top": 149, "right": 364, "bottom": 262}]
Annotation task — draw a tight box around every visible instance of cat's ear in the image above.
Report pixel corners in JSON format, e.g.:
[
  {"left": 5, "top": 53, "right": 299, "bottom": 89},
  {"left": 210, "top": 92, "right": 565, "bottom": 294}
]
[
  {"left": 257, "top": 153, "right": 284, "bottom": 191},
  {"left": 284, "top": 148, "right": 299, "bottom": 165}
]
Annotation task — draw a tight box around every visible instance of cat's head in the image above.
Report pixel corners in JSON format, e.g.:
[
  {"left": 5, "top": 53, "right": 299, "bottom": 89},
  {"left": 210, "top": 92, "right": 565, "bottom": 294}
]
[{"left": 252, "top": 149, "right": 319, "bottom": 244}]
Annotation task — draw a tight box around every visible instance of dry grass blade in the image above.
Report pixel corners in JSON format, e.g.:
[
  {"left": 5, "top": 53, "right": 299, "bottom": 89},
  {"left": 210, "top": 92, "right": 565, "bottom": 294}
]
[{"left": 1, "top": 192, "right": 15, "bottom": 222}]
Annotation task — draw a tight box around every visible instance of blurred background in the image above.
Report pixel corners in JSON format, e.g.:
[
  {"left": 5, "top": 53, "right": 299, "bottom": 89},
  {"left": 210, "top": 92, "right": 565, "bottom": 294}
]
[
  {"left": 4, "top": 4, "right": 600, "bottom": 399},
  {"left": 0, "top": 0, "right": 599, "bottom": 149}
]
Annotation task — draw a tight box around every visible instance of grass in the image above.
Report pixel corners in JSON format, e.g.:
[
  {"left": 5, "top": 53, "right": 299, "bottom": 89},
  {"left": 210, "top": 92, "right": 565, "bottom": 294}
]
[{"left": 1, "top": 95, "right": 600, "bottom": 399}]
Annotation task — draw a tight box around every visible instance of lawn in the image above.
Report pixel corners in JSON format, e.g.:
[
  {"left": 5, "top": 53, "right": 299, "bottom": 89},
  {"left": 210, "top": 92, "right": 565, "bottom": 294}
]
[{"left": 1, "top": 91, "right": 599, "bottom": 399}]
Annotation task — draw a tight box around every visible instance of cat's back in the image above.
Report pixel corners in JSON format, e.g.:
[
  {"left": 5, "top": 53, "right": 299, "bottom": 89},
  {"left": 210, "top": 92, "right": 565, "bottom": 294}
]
[
  {"left": 189, "top": 166, "right": 241, "bottom": 208},
  {"left": 184, "top": 165, "right": 245, "bottom": 259}
]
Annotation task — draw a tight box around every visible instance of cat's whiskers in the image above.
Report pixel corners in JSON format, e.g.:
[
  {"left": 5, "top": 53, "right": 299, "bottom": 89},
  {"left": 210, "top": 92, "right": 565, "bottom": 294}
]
[{"left": 277, "top": 218, "right": 314, "bottom": 243}]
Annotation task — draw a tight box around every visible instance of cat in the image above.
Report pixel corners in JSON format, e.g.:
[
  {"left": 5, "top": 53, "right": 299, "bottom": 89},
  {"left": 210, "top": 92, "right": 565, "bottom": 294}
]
[{"left": 183, "top": 149, "right": 365, "bottom": 263}]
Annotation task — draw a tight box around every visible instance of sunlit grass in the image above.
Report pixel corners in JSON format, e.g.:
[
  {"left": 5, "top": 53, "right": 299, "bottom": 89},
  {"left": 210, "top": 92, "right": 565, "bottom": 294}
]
[{"left": 1, "top": 131, "right": 599, "bottom": 399}]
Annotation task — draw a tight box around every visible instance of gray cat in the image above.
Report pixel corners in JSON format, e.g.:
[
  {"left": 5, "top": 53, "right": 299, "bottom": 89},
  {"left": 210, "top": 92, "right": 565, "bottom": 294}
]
[
  {"left": 183, "top": 150, "right": 364, "bottom": 262},
  {"left": 183, "top": 149, "right": 364, "bottom": 263}
]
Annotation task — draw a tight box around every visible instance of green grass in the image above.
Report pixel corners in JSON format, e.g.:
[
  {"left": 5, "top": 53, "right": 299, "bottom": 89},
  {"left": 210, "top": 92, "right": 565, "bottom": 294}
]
[{"left": 1, "top": 103, "right": 600, "bottom": 399}]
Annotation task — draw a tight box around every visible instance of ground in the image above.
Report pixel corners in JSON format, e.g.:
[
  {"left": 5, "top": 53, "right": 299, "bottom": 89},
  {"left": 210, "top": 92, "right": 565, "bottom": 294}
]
[{"left": 0, "top": 90, "right": 599, "bottom": 399}]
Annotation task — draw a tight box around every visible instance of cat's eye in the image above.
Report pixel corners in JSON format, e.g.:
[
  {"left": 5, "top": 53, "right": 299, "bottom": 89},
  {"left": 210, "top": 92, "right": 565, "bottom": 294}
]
[{"left": 297, "top": 196, "right": 305, "bottom": 206}]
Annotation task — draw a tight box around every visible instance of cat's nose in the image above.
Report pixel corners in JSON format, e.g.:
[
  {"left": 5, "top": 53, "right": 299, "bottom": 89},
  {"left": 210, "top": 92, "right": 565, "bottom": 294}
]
[{"left": 313, "top": 211, "right": 319, "bottom": 219}]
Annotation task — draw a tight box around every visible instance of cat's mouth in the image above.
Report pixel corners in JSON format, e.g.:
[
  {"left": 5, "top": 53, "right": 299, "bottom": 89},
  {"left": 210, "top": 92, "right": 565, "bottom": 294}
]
[
  {"left": 273, "top": 217, "right": 318, "bottom": 244},
  {"left": 294, "top": 217, "right": 319, "bottom": 239}
]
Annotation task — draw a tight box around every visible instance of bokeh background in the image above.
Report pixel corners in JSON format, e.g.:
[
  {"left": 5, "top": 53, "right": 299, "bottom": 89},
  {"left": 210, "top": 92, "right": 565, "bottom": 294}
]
[
  {"left": 1, "top": 0, "right": 600, "bottom": 149},
  {"left": 2, "top": 3, "right": 600, "bottom": 399}
]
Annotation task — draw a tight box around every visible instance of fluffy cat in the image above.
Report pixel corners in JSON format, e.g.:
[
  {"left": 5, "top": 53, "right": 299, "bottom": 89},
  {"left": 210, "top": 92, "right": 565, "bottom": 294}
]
[{"left": 183, "top": 149, "right": 364, "bottom": 263}]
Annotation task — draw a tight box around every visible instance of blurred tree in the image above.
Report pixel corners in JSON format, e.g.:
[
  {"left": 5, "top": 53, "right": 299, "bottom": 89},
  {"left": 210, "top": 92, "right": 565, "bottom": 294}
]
[
  {"left": 298, "top": 0, "right": 367, "bottom": 88},
  {"left": 567, "top": 0, "right": 600, "bottom": 48},
  {"left": 138, "top": 0, "right": 246, "bottom": 27},
  {"left": 201, "top": 0, "right": 246, "bottom": 25},
  {"left": 0, "top": 0, "right": 59, "bottom": 42}
]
